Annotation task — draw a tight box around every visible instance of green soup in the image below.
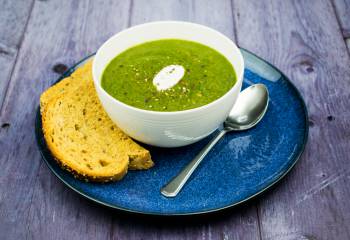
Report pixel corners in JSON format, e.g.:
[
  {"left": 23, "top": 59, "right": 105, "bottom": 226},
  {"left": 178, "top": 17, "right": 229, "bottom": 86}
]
[{"left": 101, "top": 39, "right": 236, "bottom": 111}]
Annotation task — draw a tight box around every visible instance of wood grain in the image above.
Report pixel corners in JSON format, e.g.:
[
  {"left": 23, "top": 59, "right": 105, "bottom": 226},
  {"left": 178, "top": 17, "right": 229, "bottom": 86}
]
[
  {"left": 0, "top": 1, "right": 130, "bottom": 239},
  {"left": 0, "top": 0, "right": 34, "bottom": 111},
  {"left": 0, "top": 0, "right": 260, "bottom": 239},
  {"left": 233, "top": 0, "right": 350, "bottom": 239},
  {"left": 130, "top": 0, "right": 235, "bottom": 39},
  {"left": 332, "top": 0, "right": 350, "bottom": 38}
]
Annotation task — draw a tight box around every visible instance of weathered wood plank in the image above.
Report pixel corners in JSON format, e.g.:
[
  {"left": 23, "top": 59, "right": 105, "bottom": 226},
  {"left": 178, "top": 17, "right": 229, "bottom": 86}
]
[
  {"left": 0, "top": 0, "right": 262, "bottom": 239},
  {"left": 0, "top": 0, "right": 130, "bottom": 239},
  {"left": 130, "top": 0, "right": 235, "bottom": 39},
  {"left": 233, "top": 0, "right": 350, "bottom": 239},
  {"left": 0, "top": 48, "right": 17, "bottom": 109},
  {"left": 0, "top": 0, "right": 34, "bottom": 111},
  {"left": 332, "top": 0, "right": 350, "bottom": 38},
  {"left": 0, "top": 0, "right": 34, "bottom": 48}
]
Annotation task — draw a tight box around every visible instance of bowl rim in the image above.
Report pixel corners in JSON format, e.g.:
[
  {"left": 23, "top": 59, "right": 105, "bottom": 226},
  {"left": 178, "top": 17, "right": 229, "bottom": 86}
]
[{"left": 93, "top": 20, "right": 245, "bottom": 116}]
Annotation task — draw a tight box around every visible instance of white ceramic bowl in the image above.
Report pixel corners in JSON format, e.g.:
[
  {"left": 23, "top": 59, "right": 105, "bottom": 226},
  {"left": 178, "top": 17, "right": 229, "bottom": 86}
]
[{"left": 93, "top": 21, "right": 244, "bottom": 147}]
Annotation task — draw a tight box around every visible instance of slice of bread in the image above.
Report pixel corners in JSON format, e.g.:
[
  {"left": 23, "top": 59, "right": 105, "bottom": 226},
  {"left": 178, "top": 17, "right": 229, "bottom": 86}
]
[
  {"left": 40, "top": 60, "right": 93, "bottom": 112},
  {"left": 41, "top": 60, "right": 153, "bottom": 182}
]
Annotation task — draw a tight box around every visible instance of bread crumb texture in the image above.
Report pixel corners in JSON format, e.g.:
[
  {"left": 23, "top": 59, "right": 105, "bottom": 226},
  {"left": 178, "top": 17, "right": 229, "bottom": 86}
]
[{"left": 40, "top": 60, "right": 153, "bottom": 182}]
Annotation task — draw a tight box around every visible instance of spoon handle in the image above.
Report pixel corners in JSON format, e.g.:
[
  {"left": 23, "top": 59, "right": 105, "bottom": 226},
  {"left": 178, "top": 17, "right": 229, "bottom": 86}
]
[{"left": 161, "top": 129, "right": 227, "bottom": 197}]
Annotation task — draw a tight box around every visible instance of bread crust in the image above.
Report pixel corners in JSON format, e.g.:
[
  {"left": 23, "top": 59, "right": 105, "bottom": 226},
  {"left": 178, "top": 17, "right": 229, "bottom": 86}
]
[
  {"left": 42, "top": 94, "right": 129, "bottom": 182},
  {"left": 40, "top": 61, "right": 153, "bottom": 182}
]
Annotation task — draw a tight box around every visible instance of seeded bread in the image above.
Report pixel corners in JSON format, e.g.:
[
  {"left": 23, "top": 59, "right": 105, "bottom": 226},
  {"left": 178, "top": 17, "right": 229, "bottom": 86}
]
[
  {"left": 40, "top": 61, "right": 153, "bottom": 182},
  {"left": 40, "top": 60, "right": 93, "bottom": 112}
]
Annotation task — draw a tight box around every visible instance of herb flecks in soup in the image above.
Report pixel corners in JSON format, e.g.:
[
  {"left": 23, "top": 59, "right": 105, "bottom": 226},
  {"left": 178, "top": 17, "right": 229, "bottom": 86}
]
[{"left": 101, "top": 39, "right": 236, "bottom": 111}]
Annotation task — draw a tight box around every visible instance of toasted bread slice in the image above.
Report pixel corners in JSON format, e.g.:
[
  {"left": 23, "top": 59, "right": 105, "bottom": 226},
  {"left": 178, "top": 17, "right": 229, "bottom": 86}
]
[
  {"left": 40, "top": 60, "right": 93, "bottom": 112},
  {"left": 41, "top": 61, "right": 153, "bottom": 182}
]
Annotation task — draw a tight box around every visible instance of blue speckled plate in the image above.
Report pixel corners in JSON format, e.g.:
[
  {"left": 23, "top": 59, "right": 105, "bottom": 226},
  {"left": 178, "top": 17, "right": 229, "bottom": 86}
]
[{"left": 35, "top": 49, "right": 308, "bottom": 215}]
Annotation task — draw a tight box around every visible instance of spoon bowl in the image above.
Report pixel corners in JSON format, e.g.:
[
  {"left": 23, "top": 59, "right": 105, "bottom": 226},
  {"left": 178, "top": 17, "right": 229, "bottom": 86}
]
[
  {"left": 161, "top": 84, "right": 269, "bottom": 197},
  {"left": 225, "top": 84, "right": 269, "bottom": 131}
]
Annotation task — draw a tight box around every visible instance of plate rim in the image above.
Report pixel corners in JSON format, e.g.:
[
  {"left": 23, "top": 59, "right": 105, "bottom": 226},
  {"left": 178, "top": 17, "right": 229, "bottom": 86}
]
[{"left": 35, "top": 48, "right": 309, "bottom": 216}]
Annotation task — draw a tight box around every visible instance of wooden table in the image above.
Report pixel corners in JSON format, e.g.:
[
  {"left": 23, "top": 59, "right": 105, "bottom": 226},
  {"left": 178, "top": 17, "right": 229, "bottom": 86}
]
[{"left": 1, "top": 0, "right": 349, "bottom": 239}]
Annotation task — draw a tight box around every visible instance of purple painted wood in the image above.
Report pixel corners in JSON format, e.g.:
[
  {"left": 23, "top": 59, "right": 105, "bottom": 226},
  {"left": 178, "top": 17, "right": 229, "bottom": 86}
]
[
  {"left": 0, "top": 0, "right": 349, "bottom": 239},
  {"left": 0, "top": 1, "right": 130, "bottom": 239},
  {"left": 332, "top": 0, "right": 350, "bottom": 51},
  {"left": 332, "top": 0, "right": 350, "bottom": 38},
  {"left": 0, "top": 0, "right": 34, "bottom": 109},
  {"left": 233, "top": 0, "right": 350, "bottom": 239}
]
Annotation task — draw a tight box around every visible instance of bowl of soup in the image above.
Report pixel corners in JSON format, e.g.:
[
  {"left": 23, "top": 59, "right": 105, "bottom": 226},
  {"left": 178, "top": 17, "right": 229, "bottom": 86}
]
[{"left": 93, "top": 21, "right": 244, "bottom": 147}]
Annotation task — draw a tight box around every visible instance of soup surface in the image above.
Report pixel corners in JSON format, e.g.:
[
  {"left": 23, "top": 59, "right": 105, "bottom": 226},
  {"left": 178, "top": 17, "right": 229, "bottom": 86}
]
[{"left": 101, "top": 39, "right": 236, "bottom": 111}]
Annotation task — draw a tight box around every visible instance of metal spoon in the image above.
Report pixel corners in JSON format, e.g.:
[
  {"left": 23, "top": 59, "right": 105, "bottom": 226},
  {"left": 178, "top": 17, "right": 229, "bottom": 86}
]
[{"left": 161, "top": 84, "right": 269, "bottom": 197}]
